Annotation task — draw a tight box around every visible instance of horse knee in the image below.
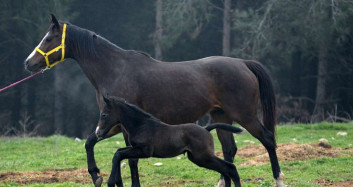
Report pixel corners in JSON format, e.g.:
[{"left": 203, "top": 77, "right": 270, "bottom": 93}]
[
  {"left": 245, "top": 119, "right": 276, "bottom": 148},
  {"left": 216, "top": 130, "right": 237, "bottom": 155},
  {"left": 85, "top": 133, "right": 98, "bottom": 150},
  {"left": 88, "top": 167, "right": 100, "bottom": 175}
]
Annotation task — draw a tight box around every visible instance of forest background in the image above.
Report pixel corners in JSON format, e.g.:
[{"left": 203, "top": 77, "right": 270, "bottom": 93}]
[{"left": 0, "top": 0, "right": 352, "bottom": 138}]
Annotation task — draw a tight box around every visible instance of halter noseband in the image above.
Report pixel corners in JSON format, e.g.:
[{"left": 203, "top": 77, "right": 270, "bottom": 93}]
[{"left": 35, "top": 23, "right": 67, "bottom": 69}]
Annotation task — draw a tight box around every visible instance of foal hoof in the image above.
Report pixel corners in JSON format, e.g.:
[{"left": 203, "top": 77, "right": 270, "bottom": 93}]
[{"left": 94, "top": 176, "right": 103, "bottom": 187}]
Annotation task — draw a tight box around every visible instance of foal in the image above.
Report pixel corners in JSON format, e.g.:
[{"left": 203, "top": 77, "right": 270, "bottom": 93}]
[{"left": 96, "top": 96, "right": 243, "bottom": 187}]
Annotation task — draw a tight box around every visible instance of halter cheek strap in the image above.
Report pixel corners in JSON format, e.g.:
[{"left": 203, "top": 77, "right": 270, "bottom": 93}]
[{"left": 35, "top": 23, "right": 67, "bottom": 69}]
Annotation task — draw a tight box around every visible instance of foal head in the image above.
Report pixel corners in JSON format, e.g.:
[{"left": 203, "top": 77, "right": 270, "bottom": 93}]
[
  {"left": 95, "top": 96, "right": 124, "bottom": 138},
  {"left": 25, "top": 14, "right": 67, "bottom": 72},
  {"left": 95, "top": 96, "right": 156, "bottom": 138}
]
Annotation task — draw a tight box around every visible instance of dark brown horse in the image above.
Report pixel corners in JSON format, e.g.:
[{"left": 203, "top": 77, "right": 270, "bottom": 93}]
[
  {"left": 98, "top": 96, "right": 243, "bottom": 187},
  {"left": 24, "top": 15, "right": 286, "bottom": 187}
]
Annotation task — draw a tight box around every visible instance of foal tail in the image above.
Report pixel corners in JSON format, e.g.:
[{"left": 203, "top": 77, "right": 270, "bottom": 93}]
[
  {"left": 205, "top": 123, "right": 243, "bottom": 134},
  {"left": 244, "top": 60, "right": 277, "bottom": 145}
]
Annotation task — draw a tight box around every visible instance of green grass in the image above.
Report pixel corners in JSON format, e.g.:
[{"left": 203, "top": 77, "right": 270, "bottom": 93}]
[{"left": 0, "top": 122, "right": 352, "bottom": 186}]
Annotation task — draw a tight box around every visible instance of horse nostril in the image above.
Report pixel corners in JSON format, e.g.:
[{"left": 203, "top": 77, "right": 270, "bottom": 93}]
[{"left": 24, "top": 60, "right": 29, "bottom": 66}]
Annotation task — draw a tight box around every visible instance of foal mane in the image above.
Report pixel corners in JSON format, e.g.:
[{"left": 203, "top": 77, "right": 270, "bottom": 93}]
[{"left": 112, "top": 97, "right": 159, "bottom": 122}]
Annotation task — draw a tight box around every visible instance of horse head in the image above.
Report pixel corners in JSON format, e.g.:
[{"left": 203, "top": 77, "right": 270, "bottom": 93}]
[{"left": 25, "top": 14, "right": 67, "bottom": 72}]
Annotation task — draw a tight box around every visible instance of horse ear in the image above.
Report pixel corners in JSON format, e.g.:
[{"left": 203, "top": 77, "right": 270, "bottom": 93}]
[{"left": 50, "top": 14, "right": 60, "bottom": 28}]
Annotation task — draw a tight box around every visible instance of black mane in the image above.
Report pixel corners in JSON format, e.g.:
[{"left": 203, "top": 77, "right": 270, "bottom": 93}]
[
  {"left": 111, "top": 97, "right": 159, "bottom": 122},
  {"left": 65, "top": 23, "right": 153, "bottom": 61},
  {"left": 65, "top": 23, "right": 99, "bottom": 58}
]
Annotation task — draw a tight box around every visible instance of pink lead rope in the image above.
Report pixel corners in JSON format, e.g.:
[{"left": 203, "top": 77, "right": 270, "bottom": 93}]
[{"left": 0, "top": 69, "right": 45, "bottom": 93}]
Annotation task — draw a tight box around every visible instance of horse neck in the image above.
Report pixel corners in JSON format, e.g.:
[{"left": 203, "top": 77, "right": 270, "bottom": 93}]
[
  {"left": 66, "top": 26, "right": 150, "bottom": 92},
  {"left": 67, "top": 42, "right": 122, "bottom": 91}
]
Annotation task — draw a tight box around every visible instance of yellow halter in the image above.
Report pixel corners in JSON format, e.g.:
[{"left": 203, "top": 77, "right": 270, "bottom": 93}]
[{"left": 35, "top": 24, "right": 67, "bottom": 69}]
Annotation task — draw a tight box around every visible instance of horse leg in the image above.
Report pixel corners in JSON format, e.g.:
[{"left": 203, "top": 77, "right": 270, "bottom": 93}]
[
  {"left": 241, "top": 119, "right": 285, "bottom": 187},
  {"left": 86, "top": 125, "right": 122, "bottom": 187},
  {"left": 85, "top": 132, "right": 103, "bottom": 187},
  {"left": 210, "top": 110, "right": 237, "bottom": 187},
  {"left": 122, "top": 130, "right": 141, "bottom": 187},
  {"left": 188, "top": 153, "right": 241, "bottom": 187}
]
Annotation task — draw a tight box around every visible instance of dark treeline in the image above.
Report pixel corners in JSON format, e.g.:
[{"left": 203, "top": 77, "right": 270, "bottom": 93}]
[{"left": 0, "top": 0, "right": 352, "bottom": 138}]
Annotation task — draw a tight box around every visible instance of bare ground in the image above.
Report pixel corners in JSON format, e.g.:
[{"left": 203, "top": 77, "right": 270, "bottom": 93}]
[
  {"left": 216, "top": 142, "right": 353, "bottom": 166},
  {"left": 316, "top": 178, "right": 353, "bottom": 187},
  {"left": 1, "top": 143, "right": 352, "bottom": 185},
  {"left": 0, "top": 169, "right": 108, "bottom": 185}
]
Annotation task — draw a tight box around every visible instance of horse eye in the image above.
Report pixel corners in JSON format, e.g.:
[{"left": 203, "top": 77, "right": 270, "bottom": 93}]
[
  {"left": 101, "top": 113, "right": 107, "bottom": 119},
  {"left": 45, "top": 37, "right": 52, "bottom": 42}
]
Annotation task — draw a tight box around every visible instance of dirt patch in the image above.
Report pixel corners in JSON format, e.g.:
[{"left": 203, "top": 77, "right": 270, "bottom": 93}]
[
  {"left": 316, "top": 178, "right": 353, "bottom": 187},
  {"left": 0, "top": 169, "right": 108, "bottom": 185},
  {"left": 159, "top": 180, "right": 203, "bottom": 186},
  {"left": 216, "top": 143, "right": 353, "bottom": 166}
]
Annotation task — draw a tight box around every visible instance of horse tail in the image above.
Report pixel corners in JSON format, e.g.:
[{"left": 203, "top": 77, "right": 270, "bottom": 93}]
[
  {"left": 244, "top": 60, "right": 277, "bottom": 145},
  {"left": 205, "top": 123, "right": 243, "bottom": 134}
]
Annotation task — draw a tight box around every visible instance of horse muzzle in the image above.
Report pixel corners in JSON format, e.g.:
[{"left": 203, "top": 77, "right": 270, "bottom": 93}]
[{"left": 24, "top": 59, "right": 44, "bottom": 73}]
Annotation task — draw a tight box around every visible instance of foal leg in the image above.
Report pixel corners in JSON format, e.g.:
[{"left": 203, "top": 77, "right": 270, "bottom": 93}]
[
  {"left": 188, "top": 153, "right": 241, "bottom": 187},
  {"left": 108, "top": 146, "right": 151, "bottom": 187},
  {"left": 211, "top": 111, "right": 237, "bottom": 187},
  {"left": 242, "top": 119, "right": 285, "bottom": 187},
  {"left": 122, "top": 131, "right": 141, "bottom": 187}
]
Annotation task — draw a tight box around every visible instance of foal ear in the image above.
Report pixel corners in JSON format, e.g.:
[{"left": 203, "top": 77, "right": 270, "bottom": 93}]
[
  {"left": 103, "top": 95, "right": 112, "bottom": 108},
  {"left": 50, "top": 14, "right": 60, "bottom": 29}
]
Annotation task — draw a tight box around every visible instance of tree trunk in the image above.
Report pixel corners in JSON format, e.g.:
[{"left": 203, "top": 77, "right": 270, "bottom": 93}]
[
  {"left": 291, "top": 48, "right": 302, "bottom": 97},
  {"left": 222, "top": 0, "right": 231, "bottom": 56},
  {"left": 312, "top": 44, "right": 328, "bottom": 122},
  {"left": 154, "top": 0, "right": 163, "bottom": 60}
]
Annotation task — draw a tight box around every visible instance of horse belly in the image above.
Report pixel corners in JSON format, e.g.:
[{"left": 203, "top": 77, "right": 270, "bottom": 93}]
[{"left": 139, "top": 73, "right": 215, "bottom": 124}]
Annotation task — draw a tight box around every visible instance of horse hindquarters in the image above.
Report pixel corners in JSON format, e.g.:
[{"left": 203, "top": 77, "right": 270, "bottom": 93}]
[{"left": 209, "top": 59, "right": 284, "bottom": 186}]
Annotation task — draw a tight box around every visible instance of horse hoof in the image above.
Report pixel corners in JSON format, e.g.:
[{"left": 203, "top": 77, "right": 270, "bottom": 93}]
[
  {"left": 94, "top": 176, "right": 103, "bottom": 187},
  {"left": 275, "top": 172, "right": 287, "bottom": 187},
  {"left": 217, "top": 178, "right": 225, "bottom": 187}
]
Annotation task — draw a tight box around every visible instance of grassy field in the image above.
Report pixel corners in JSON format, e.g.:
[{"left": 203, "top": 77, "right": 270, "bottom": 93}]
[{"left": 0, "top": 122, "right": 352, "bottom": 186}]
